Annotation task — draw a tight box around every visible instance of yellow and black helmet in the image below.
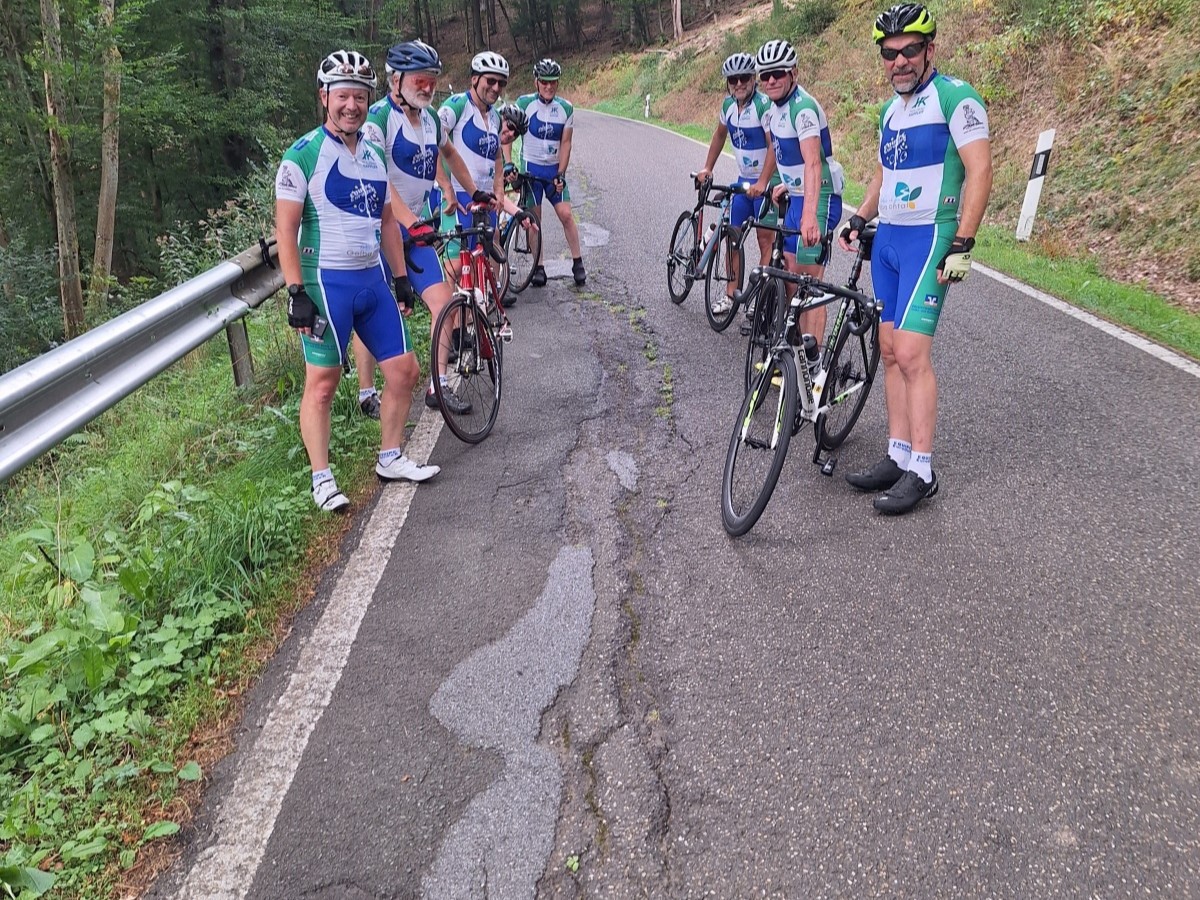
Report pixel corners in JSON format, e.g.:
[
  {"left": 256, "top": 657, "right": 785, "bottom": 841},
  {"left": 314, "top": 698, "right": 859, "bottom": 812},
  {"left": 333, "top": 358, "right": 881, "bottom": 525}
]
[{"left": 873, "top": 4, "right": 937, "bottom": 43}]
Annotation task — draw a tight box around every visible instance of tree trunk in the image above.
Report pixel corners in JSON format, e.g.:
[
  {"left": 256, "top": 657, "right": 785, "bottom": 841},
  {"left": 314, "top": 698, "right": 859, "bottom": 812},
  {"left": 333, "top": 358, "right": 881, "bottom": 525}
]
[
  {"left": 0, "top": 215, "right": 14, "bottom": 303},
  {"left": 486, "top": 0, "right": 497, "bottom": 37},
  {"left": 672, "top": 0, "right": 684, "bottom": 40},
  {"left": 89, "top": 0, "right": 120, "bottom": 315},
  {"left": 495, "top": 0, "right": 520, "bottom": 53},
  {"left": 39, "top": 0, "right": 85, "bottom": 338},
  {"left": 467, "top": 0, "right": 484, "bottom": 51}
]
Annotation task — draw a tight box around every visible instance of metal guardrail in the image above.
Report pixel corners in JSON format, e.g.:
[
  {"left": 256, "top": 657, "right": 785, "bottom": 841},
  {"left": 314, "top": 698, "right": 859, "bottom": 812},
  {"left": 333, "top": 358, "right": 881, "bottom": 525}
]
[{"left": 0, "top": 240, "right": 283, "bottom": 483}]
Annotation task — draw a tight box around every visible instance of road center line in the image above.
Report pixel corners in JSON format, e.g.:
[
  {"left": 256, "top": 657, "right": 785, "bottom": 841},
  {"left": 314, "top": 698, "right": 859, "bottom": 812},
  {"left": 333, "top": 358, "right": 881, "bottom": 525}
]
[{"left": 173, "top": 409, "right": 444, "bottom": 900}]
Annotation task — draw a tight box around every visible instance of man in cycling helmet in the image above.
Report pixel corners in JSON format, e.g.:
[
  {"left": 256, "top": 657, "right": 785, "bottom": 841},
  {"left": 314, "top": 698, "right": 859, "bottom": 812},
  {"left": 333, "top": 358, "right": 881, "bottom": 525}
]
[
  {"left": 276, "top": 50, "right": 440, "bottom": 512},
  {"left": 838, "top": 3, "right": 992, "bottom": 514},
  {"left": 437, "top": 51, "right": 523, "bottom": 241},
  {"left": 756, "top": 38, "right": 844, "bottom": 349},
  {"left": 360, "top": 39, "right": 491, "bottom": 416},
  {"left": 695, "top": 51, "right": 782, "bottom": 316},
  {"left": 510, "top": 58, "right": 586, "bottom": 286}
]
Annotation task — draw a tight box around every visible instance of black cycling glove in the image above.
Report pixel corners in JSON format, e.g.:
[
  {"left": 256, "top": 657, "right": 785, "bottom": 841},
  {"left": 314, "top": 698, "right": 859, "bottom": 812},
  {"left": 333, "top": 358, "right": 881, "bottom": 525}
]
[
  {"left": 393, "top": 275, "right": 418, "bottom": 313},
  {"left": 840, "top": 214, "right": 868, "bottom": 244},
  {"left": 471, "top": 189, "right": 495, "bottom": 206},
  {"left": 286, "top": 284, "right": 316, "bottom": 330}
]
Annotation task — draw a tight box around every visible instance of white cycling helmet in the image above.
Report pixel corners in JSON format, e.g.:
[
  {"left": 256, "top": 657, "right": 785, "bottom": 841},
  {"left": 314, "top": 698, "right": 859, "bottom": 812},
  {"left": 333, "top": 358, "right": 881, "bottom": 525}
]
[
  {"left": 722, "top": 53, "right": 757, "bottom": 78},
  {"left": 317, "top": 49, "right": 377, "bottom": 92},
  {"left": 755, "top": 39, "right": 798, "bottom": 73},
  {"left": 470, "top": 51, "right": 509, "bottom": 77}
]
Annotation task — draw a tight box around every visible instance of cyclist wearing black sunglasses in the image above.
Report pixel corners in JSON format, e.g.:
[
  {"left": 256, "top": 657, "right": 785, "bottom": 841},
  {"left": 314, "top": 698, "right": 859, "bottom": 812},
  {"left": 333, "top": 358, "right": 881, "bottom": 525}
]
[
  {"left": 756, "top": 39, "right": 844, "bottom": 347},
  {"left": 695, "top": 52, "right": 781, "bottom": 315},
  {"left": 838, "top": 3, "right": 993, "bottom": 515}
]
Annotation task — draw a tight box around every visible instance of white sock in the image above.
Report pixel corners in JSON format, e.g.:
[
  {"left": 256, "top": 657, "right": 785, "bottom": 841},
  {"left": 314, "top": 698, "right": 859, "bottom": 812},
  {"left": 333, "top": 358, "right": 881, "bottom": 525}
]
[
  {"left": 358, "top": 388, "right": 377, "bottom": 402},
  {"left": 908, "top": 451, "right": 933, "bottom": 482},
  {"left": 378, "top": 447, "right": 401, "bottom": 465},
  {"left": 887, "top": 438, "right": 912, "bottom": 469},
  {"left": 312, "top": 468, "right": 333, "bottom": 488}
]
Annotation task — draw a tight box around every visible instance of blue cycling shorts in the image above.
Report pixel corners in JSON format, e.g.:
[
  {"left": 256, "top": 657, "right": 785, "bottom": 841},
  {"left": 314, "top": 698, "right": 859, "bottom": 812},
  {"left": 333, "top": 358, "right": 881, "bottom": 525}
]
[
  {"left": 871, "top": 221, "right": 957, "bottom": 337},
  {"left": 300, "top": 266, "right": 411, "bottom": 368},
  {"left": 783, "top": 192, "right": 843, "bottom": 263},
  {"left": 454, "top": 191, "right": 498, "bottom": 251},
  {"left": 525, "top": 161, "right": 570, "bottom": 205},
  {"left": 389, "top": 223, "right": 444, "bottom": 297}
]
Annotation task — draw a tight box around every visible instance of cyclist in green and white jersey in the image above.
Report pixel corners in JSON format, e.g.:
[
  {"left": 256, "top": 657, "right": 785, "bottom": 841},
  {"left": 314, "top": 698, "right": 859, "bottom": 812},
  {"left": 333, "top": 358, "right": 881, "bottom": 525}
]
[
  {"left": 695, "top": 52, "right": 781, "bottom": 315},
  {"left": 276, "top": 50, "right": 439, "bottom": 512},
  {"left": 359, "top": 39, "right": 489, "bottom": 416},
  {"left": 757, "top": 38, "right": 844, "bottom": 351},
  {"left": 839, "top": 3, "right": 992, "bottom": 514},
  {"left": 508, "top": 58, "right": 585, "bottom": 286}
]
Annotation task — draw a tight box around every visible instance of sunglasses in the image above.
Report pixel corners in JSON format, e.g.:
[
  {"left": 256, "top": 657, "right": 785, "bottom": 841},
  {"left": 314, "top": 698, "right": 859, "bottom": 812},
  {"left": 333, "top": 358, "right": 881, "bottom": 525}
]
[
  {"left": 759, "top": 69, "right": 790, "bottom": 83},
  {"left": 406, "top": 73, "right": 438, "bottom": 88},
  {"left": 880, "top": 41, "right": 928, "bottom": 61},
  {"left": 726, "top": 74, "right": 754, "bottom": 85},
  {"left": 482, "top": 76, "right": 508, "bottom": 88}
]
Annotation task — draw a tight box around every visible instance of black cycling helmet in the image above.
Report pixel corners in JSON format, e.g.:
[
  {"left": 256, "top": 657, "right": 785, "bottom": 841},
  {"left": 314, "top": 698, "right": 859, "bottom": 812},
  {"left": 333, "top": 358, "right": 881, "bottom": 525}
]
[
  {"left": 533, "top": 58, "right": 562, "bottom": 81},
  {"left": 873, "top": 3, "right": 937, "bottom": 43},
  {"left": 499, "top": 103, "right": 528, "bottom": 136},
  {"left": 386, "top": 40, "right": 442, "bottom": 74}
]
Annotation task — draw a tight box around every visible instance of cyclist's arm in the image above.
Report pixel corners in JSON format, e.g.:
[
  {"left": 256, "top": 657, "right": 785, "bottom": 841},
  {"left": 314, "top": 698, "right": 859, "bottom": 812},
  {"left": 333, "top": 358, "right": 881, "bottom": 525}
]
[
  {"left": 556, "top": 126, "right": 573, "bottom": 178},
  {"left": 799, "top": 134, "right": 822, "bottom": 245},
  {"left": 435, "top": 155, "right": 458, "bottom": 212},
  {"left": 953, "top": 139, "right": 993, "bottom": 240},
  {"left": 380, "top": 189, "right": 407, "bottom": 277},
  {"left": 441, "top": 143, "right": 478, "bottom": 197},
  {"left": 495, "top": 163, "right": 520, "bottom": 215},
  {"left": 275, "top": 199, "right": 304, "bottom": 287},
  {"left": 749, "top": 133, "right": 778, "bottom": 197},
  {"left": 697, "top": 123, "right": 728, "bottom": 182}
]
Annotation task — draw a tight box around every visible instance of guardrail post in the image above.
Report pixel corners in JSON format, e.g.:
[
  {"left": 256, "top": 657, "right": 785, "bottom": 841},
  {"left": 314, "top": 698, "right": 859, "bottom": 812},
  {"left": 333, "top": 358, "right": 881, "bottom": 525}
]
[{"left": 226, "top": 320, "right": 254, "bottom": 387}]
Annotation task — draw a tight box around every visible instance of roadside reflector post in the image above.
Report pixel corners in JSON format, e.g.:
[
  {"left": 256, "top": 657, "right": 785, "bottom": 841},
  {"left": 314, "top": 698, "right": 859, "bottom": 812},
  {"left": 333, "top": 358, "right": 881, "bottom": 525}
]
[
  {"left": 645, "top": 93, "right": 651, "bottom": 118},
  {"left": 1016, "top": 128, "right": 1055, "bottom": 242}
]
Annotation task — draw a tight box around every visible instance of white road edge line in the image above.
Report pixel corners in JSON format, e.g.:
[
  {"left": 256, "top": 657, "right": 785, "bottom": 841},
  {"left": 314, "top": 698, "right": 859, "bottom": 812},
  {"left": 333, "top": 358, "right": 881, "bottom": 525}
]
[
  {"left": 173, "top": 408, "right": 445, "bottom": 900},
  {"left": 587, "top": 108, "right": 1200, "bottom": 380}
]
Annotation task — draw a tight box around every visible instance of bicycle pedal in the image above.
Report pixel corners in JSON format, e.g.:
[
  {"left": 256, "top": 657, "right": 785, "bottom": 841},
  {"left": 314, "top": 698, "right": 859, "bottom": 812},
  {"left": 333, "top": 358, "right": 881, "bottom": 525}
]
[
  {"left": 820, "top": 455, "right": 838, "bottom": 476},
  {"left": 499, "top": 324, "right": 514, "bottom": 343}
]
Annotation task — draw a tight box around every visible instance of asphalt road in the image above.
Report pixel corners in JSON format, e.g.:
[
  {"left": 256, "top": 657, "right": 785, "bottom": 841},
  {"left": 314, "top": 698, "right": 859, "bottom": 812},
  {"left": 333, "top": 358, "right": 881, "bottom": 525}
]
[{"left": 152, "top": 110, "right": 1200, "bottom": 900}]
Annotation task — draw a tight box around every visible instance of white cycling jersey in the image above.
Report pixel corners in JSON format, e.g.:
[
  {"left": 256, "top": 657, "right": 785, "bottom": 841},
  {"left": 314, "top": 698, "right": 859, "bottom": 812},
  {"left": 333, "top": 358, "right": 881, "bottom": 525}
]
[
  {"left": 438, "top": 92, "right": 501, "bottom": 194},
  {"left": 363, "top": 96, "right": 447, "bottom": 216}
]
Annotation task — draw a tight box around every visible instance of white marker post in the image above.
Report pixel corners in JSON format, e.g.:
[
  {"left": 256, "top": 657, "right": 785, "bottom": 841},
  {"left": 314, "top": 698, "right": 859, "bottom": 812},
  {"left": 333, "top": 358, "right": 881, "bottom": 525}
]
[
  {"left": 644, "top": 93, "right": 651, "bottom": 118},
  {"left": 1016, "top": 128, "right": 1055, "bottom": 242}
]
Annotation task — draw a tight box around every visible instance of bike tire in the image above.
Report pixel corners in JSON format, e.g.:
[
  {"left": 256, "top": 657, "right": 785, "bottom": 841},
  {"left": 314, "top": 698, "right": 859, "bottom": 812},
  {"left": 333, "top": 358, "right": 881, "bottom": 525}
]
[
  {"left": 815, "top": 309, "right": 881, "bottom": 451},
  {"left": 721, "top": 350, "right": 798, "bottom": 537},
  {"left": 667, "top": 211, "right": 697, "bottom": 304},
  {"left": 432, "top": 293, "right": 502, "bottom": 443},
  {"left": 743, "top": 277, "right": 785, "bottom": 392},
  {"left": 505, "top": 214, "right": 542, "bottom": 294},
  {"left": 704, "top": 226, "right": 744, "bottom": 332}
]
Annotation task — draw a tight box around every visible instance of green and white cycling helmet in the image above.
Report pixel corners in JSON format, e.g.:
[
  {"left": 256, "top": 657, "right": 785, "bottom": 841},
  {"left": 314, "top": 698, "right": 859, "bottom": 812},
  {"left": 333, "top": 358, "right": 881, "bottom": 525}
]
[
  {"left": 722, "top": 53, "right": 757, "bottom": 78},
  {"left": 317, "top": 50, "right": 377, "bottom": 92},
  {"left": 533, "top": 58, "right": 562, "bottom": 81},
  {"left": 755, "top": 39, "right": 797, "bottom": 74},
  {"left": 873, "top": 3, "right": 937, "bottom": 43},
  {"left": 471, "top": 51, "right": 509, "bottom": 78}
]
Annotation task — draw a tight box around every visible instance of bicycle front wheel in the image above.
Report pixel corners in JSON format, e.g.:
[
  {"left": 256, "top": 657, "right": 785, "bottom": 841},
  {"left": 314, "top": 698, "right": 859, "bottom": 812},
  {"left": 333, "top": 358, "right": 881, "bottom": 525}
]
[
  {"left": 815, "top": 311, "right": 881, "bottom": 451},
  {"left": 722, "top": 351, "right": 798, "bottom": 537},
  {"left": 432, "top": 293, "right": 502, "bottom": 443},
  {"left": 505, "top": 215, "right": 542, "bottom": 294},
  {"left": 667, "top": 211, "right": 697, "bottom": 304},
  {"left": 704, "top": 226, "right": 744, "bottom": 332},
  {"left": 743, "top": 277, "right": 784, "bottom": 392}
]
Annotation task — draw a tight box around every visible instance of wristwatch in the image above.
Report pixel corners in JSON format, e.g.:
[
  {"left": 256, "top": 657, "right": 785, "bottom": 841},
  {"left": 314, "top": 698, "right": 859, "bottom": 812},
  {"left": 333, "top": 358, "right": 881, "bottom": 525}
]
[
  {"left": 287, "top": 283, "right": 304, "bottom": 296},
  {"left": 954, "top": 236, "right": 976, "bottom": 251}
]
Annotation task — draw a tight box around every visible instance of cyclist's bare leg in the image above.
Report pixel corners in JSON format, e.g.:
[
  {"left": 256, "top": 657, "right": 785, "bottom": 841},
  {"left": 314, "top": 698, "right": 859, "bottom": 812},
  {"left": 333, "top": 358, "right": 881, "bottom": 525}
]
[
  {"left": 351, "top": 334, "right": 376, "bottom": 392},
  {"left": 377, "top": 351, "right": 420, "bottom": 452},
  {"left": 422, "top": 281, "right": 453, "bottom": 383},
  {"left": 553, "top": 200, "right": 582, "bottom": 258},
  {"left": 300, "top": 363, "right": 342, "bottom": 471},
  {"left": 756, "top": 226, "right": 773, "bottom": 268},
  {"left": 887, "top": 326, "right": 937, "bottom": 454},
  {"left": 785, "top": 251, "right": 827, "bottom": 346}
]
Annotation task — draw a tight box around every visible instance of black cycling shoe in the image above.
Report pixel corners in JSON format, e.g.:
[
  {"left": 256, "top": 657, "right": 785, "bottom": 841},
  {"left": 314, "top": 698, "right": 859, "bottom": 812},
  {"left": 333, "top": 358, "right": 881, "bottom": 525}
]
[
  {"left": 424, "top": 390, "right": 439, "bottom": 410},
  {"left": 873, "top": 470, "right": 938, "bottom": 515},
  {"left": 437, "top": 386, "right": 473, "bottom": 415},
  {"left": 530, "top": 265, "right": 547, "bottom": 288},
  {"left": 845, "top": 456, "right": 904, "bottom": 492},
  {"left": 572, "top": 259, "right": 586, "bottom": 286},
  {"left": 359, "top": 393, "right": 381, "bottom": 420}
]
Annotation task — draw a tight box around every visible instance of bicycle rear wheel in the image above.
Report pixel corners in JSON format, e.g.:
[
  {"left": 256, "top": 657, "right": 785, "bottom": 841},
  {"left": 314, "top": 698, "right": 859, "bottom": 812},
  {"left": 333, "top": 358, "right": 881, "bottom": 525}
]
[
  {"left": 505, "top": 214, "right": 541, "bottom": 294},
  {"left": 704, "top": 226, "right": 744, "bottom": 332},
  {"left": 815, "top": 311, "right": 881, "bottom": 451},
  {"left": 722, "top": 351, "right": 798, "bottom": 537},
  {"left": 667, "top": 211, "right": 697, "bottom": 304},
  {"left": 432, "top": 293, "right": 502, "bottom": 443},
  {"left": 743, "top": 277, "right": 784, "bottom": 392}
]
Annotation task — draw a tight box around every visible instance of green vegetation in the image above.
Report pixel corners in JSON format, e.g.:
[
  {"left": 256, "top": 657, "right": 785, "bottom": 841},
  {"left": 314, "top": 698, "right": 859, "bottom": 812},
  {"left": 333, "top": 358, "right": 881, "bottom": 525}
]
[{"left": 0, "top": 171, "right": 428, "bottom": 898}]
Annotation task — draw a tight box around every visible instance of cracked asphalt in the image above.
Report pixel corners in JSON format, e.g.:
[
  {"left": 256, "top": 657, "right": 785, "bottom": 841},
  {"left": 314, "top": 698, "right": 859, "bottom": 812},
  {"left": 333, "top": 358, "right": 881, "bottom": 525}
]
[{"left": 153, "top": 111, "right": 1200, "bottom": 900}]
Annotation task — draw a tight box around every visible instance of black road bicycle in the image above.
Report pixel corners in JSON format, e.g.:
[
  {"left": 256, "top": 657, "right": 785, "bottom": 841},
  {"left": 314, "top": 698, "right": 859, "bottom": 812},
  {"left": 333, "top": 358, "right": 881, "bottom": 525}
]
[{"left": 721, "top": 225, "right": 882, "bottom": 536}]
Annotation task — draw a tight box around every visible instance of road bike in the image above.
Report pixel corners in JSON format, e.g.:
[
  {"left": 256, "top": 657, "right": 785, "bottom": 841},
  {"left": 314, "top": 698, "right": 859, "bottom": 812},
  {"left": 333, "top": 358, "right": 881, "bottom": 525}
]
[
  {"left": 498, "top": 173, "right": 543, "bottom": 297},
  {"left": 721, "top": 226, "right": 883, "bottom": 536},
  {"left": 666, "top": 176, "right": 752, "bottom": 331},
  {"left": 410, "top": 203, "right": 512, "bottom": 443}
]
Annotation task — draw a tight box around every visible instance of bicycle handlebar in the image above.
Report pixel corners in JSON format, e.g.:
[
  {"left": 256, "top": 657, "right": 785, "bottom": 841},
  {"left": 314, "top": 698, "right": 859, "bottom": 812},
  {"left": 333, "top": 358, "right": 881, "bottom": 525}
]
[{"left": 752, "top": 265, "right": 881, "bottom": 318}]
